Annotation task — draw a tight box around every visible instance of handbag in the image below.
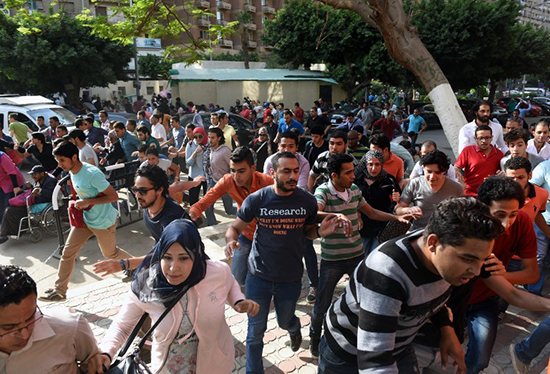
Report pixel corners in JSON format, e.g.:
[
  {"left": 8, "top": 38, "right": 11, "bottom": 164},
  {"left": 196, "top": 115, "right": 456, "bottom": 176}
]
[
  {"left": 67, "top": 183, "right": 96, "bottom": 229},
  {"left": 105, "top": 292, "right": 186, "bottom": 374},
  {"left": 377, "top": 220, "right": 411, "bottom": 243},
  {"left": 8, "top": 189, "right": 33, "bottom": 207}
]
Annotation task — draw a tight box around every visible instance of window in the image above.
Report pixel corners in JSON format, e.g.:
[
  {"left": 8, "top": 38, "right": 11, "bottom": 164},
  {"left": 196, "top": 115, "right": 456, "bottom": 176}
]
[
  {"left": 146, "top": 86, "right": 155, "bottom": 95},
  {"left": 159, "top": 86, "right": 164, "bottom": 92},
  {"left": 118, "top": 86, "right": 126, "bottom": 95},
  {"left": 62, "top": 1, "right": 75, "bottom": 13},
  {"left": 95, "top": 6, "right": 107, "bottom": 16},
  {"left": 216, "top": 11, "right": 223, "bottom": 21},
  {"left": 261, "top": 0, "right": 267, "bottom": 6},
  {"left": 200, "top": 30, "right": 209, "bottom": 39}
]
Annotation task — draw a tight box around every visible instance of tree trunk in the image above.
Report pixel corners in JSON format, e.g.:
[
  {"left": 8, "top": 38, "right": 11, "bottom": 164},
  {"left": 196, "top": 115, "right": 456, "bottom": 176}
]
[
  {"left": 323, "top": 0, "right": 466, "bottom": 156},
  {"left": 241, "top": 29, "right": 250, "bottom": 69},
  {"left": 487, "top": 79, "right": 497, "bottom": 103}
]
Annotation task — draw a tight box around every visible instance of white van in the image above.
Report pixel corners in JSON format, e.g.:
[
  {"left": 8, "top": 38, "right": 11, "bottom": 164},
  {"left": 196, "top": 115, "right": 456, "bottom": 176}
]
[{"left": 0, "top": 94, "right": 76, "bottom": 136}]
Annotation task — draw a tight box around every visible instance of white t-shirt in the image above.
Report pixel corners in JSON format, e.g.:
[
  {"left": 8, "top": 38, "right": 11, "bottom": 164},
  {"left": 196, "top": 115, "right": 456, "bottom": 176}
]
[
  {"left": 79, "top": 143, "right": 99, "bottom": 166},
  {"left": 527, "top": 139, "right": 550, "bottom": 161},
  {"left": 151, "top": 123, "right": 167, "bottom": 143},
  {"left": 140, "top": 158, "right": 172, "bottom": 172}
]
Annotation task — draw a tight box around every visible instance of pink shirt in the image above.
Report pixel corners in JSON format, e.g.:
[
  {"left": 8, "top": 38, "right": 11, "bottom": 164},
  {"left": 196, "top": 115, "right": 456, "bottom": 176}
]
[
  {"left": 0, "top": 152, "right": 25, "bottom": 193},
  {"left": 101, "top": 260, "right": 244, "bottom": 374}
]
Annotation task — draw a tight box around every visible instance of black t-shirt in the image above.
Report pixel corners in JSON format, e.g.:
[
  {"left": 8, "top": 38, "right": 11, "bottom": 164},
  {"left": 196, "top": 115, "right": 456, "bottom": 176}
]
[
  {"left": 27, "top": 143, "right": 58, "bottom": 171},
  {"left": 355, "top": 174, "right": 401, "bottom": 238},
  {"left": 143, "top": 197, "right": 190, "bottom": 242},
  {"left": 304, "top": 140, "right": 329, "bottom": 168}
]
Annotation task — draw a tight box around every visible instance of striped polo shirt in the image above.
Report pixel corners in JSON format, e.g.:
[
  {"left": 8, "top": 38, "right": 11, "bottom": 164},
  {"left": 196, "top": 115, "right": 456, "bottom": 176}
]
[{"left": 314, "top": 181, "right": 366, "bottom": 261}]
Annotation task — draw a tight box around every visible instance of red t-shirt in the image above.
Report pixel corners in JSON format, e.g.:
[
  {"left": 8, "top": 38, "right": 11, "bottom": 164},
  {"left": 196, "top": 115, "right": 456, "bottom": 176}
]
[
  {"left": 373, "top": 118, "right": 401, "bottom": 140},
  {"left": 295, "top": 106, "right": 304, "bottom": 123},
  {"left": 469, "top": 210, "right": 537, "bottom": 304},
  {"left": 455, "top": 145, "right": 504, "bottom": 196}
]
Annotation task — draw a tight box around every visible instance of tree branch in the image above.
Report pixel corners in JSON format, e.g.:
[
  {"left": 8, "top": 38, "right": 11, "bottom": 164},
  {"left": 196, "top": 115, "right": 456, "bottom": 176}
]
[{"left": 319, "top": 0, "right": 377, "bottom": 28}]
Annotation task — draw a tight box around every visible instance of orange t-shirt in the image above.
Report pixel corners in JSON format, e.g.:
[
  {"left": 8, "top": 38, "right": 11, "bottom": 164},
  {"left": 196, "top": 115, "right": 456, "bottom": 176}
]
[
  {"left": 383, "top": 152, "right": 404, "bottom": 181},
  {"left": 521, "top": 183, "right": 548, "bottom": 222}
]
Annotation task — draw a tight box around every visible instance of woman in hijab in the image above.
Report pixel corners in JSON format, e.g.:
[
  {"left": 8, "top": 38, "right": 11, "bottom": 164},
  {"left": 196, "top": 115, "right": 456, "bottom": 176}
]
[
  {"left": 185, "top": 127, "right": 208, "bottom": 206},
  {"left": 248, "top": 126, "right": 272, "bottom": 171},
  {"left": 354, "top": 150, "right": 401, "bottom": 255},
  {"left": 97, "top": 219, "right": 259, "bottom": 374}
]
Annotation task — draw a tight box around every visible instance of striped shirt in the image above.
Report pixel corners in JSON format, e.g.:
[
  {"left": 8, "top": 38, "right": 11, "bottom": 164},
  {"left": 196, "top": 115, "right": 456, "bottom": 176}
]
[
  {"left": 315, "top": 181, "right": 365, "bottom": 260},
  {"left": 324, "top": 230, "right": 452, "bottom": 372},
  {"left": 310, "top": 150, "right": 358, "bottom": 187}
]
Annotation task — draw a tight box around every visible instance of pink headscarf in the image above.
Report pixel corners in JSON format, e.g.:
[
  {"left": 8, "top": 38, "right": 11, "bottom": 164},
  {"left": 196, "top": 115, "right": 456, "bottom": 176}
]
[{"left": 193, "top": 127, "right": 207, "bottom": 146}]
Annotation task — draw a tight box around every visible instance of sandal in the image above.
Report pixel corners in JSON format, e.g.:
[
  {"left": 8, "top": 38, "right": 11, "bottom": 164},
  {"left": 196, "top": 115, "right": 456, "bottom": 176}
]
[{"left": 38, "top": 291, "right": 66, "bottom": 302}]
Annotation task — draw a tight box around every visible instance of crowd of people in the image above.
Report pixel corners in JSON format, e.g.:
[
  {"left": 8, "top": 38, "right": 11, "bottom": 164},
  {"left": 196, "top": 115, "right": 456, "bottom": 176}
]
[{"left": 4, "top": 92, "right": 550, "bottom": 374}]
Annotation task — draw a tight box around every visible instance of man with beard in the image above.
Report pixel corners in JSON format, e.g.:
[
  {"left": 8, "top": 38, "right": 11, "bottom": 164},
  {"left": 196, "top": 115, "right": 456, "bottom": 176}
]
[
  {"left": 458, "top": 100, "right": 508, "bottom": 154},
  {"left": 93, "top": 164, "right": 190, "bottom": 277},
  {"left": 225, "top": 152, "right": 351, "bottom": 373},
  {"left": 455, "top": 125, "right": 504, "bottom": 196},
  {"left": 527, "top": 119, "right": 550, "bottom": 160}
]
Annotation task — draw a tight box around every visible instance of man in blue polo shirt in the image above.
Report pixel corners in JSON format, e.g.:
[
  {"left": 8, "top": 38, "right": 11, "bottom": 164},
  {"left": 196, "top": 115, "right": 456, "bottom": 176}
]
[
  {"left": 274, "top": 110, "right": 304, "bottom": 143},
  {"left": 114, "top": 121, "right": 141, "bottom": 161},
  {"left": 405, "top": 108, "right": 427, "bottom": 148}
]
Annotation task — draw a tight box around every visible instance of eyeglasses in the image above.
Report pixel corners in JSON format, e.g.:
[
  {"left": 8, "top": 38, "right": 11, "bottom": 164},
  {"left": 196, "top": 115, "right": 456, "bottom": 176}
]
[
  {"left": 131, "top": 186, "right": 156, "bottom": 196},
  {"left": 0, "top": 307, "right": 43, "bottom": 338},
  {"left": 194, "top": 135, "right": 203, "bottom": 139}
]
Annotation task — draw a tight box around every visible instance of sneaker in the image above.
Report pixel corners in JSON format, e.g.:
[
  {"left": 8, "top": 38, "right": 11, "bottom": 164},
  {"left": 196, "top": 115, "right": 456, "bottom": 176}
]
[
  {"left": 38, "top": 291, "right": 66, "bottom": 302},
  {"left": 307, "top": 287, "right": 317, "bottom": 304},
  {"left": 309, "top": 336, "right": 320, "bottom": 357},
  {"left": 509, "top": 344, "right": 530, "bottom": 374},
  {"left": 290, "top": 330, "right": 302, "bottom": 352}
]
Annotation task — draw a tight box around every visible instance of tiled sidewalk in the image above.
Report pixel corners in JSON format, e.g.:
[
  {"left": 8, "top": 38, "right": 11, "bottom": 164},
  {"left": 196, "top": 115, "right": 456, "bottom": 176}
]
[{"left": 38, "top": 269, "right": 550, "bottom": 374}]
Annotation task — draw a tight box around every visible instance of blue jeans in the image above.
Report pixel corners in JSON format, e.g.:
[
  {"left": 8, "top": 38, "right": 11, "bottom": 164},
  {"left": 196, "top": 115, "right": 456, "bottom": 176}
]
[
  {"left": 245, "top": 272, "right": 302, "bottom": 374},
  {"left": 362, "top": 236, "right": 380, "bottom": 257},
  {"left": 465, "top": 297, "right": 500, "bottom": 374},
  {"left": 310, "top": 256, "right": 363, "bottom": 339},
  {"left": 231, "top": 234, "right": 251, "bottom": 286},
  {"left": 0, "top": 189, "right": 14, "bottom": 225},
  {"left": 526, "top": 224, "right": 548, "bottom": 295},
  {"left": 303, "top": 238, "right": 319, "bottom": 288},
  {"left": 204, "top": 179, "right": 237, "bottom": 226},
  {"left": 318, "top": 336, "right": 419, "bottom": 373},
  {"left": 318, "top": 336, "right": 358, "bottom": 373},
  {"left": 515, "top": 315, "right": 550, "bottom": 364}
]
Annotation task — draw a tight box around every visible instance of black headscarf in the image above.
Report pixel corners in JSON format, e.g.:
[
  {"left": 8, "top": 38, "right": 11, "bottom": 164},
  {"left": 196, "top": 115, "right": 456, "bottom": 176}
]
[
  {"left": 132, "top": 219, "right": 209, "bottom": 306},
  {"left": 355, "top": 150, "right": 389, "bottom": 182}
]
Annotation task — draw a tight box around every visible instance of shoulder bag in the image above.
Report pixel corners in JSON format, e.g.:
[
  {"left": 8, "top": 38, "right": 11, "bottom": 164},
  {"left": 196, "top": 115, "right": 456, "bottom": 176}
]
[{"left": 105, "top": 292, "right": 185, "bottom": 374}]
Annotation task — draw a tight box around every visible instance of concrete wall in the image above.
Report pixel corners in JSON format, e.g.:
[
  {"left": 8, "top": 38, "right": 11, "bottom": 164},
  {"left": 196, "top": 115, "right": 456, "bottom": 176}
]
[
  {"left": 81, "top": 80, "right": 169, "bottom": 101},
  {"left": 174, "top": 80, "right": 346, "bottom": 109}
]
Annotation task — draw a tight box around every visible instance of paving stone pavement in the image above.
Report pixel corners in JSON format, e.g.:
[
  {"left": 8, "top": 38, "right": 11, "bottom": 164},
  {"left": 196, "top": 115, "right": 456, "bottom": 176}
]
[{"left": 37, "top": 234, "right": 550, "bottom": 374}]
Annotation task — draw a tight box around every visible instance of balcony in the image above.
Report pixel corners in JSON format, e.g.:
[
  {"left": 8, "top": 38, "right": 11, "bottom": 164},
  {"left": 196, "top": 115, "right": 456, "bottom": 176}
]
[
  {"left": 244, "top": 22, "right": 257, "bottom": 30},
  {"left": 197, "top": 18, "right": 209, "bottom": 27},
  {"left": 244, "top": 3, "right": 256, "bottom": 12},
  {"left": 248, "top": 41, "right": 257, "bottom": 48},
  {"left": 262, "top": 5, "right": 275, "bottom": 13},
  {"left": 217, "top": 1, "right": 231, "bottom": 10},
  {"left": 219, "top": 39, "right": 233, "bottom": 48},
  {"left": 195, "top": 0, "right": 210, "bottom": 8}
]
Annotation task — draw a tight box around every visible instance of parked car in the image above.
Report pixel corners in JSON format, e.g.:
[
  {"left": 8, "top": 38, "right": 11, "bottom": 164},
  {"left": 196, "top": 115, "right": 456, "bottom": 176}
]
[
  {"left": 180, "top": 112, "right": 254, "bottom": 147},
  {"left": 81, "top": 102, "right": 137, "bottom": 123},
  {"left": 496, "top": 97, "right": 541, "bottom": 117},
  {"left": 419, "top": 99, "right": 508, "bottom": 129},
  {"left": 0, "top": 95, "right": 77, "bottom": 135},
  {"left": 533, "top": 97, "right": 550, "bottom": 115},
  {"left": 329, "top": 106, "right": 382, "bottom": 126}
]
